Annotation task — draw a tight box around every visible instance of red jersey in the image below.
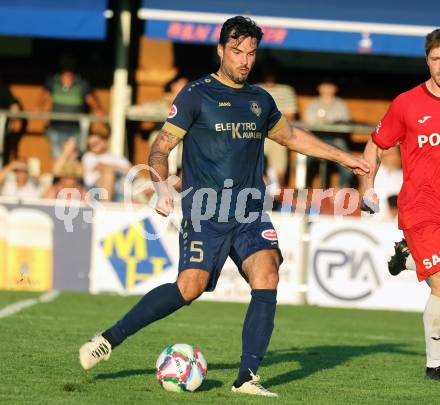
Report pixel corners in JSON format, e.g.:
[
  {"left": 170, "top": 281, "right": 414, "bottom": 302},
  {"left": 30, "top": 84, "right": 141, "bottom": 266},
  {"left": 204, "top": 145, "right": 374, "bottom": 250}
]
[{"left": 372, "top": 83, "right": 440, "bottom": 230}]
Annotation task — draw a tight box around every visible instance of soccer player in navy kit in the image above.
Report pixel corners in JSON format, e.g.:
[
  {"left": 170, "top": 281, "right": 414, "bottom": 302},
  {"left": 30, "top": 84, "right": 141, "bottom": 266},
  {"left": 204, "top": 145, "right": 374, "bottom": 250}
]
[{"left": 80, "top": 16, "right": 370, "bottom": 396}]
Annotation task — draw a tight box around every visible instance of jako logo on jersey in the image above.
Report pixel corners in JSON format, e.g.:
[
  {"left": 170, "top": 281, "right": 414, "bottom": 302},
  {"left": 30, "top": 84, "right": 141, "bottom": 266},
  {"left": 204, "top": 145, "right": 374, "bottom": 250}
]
[
  {"left": 262, "top": 229, "right": 278, "bottom": 241},
  {"left": 249, "top": 101, "right": 262, "bottom": 117},
  {"left": 215, "top": 122, "right": 262, "bottom": 139},
  {"left": 418, "top": 115, "right": 432, "bottom": 124},
  {"left": 168, "top": 104, "right": 177, "bottom": 119},
  {"left": 422, "top": 252, "right": 440, "bottom": 269},
  {"left": 218, "top": 101, "right": 231, "bottom": 107},
  {"left": 417, "top": 133, "right": 440, "bottom": 148},
  {"left": 101, "top": 219, "right": 172, "bottom": 290}
]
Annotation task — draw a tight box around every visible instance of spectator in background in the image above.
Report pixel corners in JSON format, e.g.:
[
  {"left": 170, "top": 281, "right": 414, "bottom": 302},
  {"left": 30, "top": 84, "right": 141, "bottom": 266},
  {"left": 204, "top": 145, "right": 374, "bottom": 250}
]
[
  {"left": 0, "top": 159, "right": 40, "bottom": 199},
  {"left": 82, "top": 133, "right": 131, "bottom": 202},
  {"left": 128, "top": 75, "right": 188, "bottom": 175},
  {"left": 387, "top": 195, "right": 398, "bottom": 220},
  {"left": 374, "top": 146, "right": 403, "bottom": 219},
  {"left": 0, "top": 78, "right": 23, "bottom": 164},
  {"left": 258, "top": 65, "right": 297, "bottom": 186},
  {"left": 304, "top": 81, "right": 350, "bottom": 125},
  {"left": 44, "top": 161, "right": 87, "bottom": 201},
  {"left": 304, "top": 81, "right": 353, "bottom": 187},
  {"left": 33, "top": 54, "right": 104, "bottom": 158},
  {"left": 149, "top": 76, "right": 188, "bottom": 175}
]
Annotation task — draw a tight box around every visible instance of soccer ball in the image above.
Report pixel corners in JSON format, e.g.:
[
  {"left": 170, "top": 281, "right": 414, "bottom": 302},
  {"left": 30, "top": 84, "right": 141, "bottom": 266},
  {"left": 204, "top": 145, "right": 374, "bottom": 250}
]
[{"left": 155, "top": 343, "right": 207, "bottom": 392}]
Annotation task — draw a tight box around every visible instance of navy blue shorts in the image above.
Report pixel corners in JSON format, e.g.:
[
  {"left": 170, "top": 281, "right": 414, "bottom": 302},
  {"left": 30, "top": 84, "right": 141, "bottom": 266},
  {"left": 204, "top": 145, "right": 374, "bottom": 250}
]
[{"left": 178, "top": 213, "right": 283, "bottom": 291}]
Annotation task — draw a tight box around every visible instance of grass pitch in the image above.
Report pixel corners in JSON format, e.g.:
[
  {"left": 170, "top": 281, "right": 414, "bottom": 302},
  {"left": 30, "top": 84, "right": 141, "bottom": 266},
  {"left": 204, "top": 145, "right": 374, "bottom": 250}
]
[{"left": 0, "top": 291, "right": 435, "bottom": 404}]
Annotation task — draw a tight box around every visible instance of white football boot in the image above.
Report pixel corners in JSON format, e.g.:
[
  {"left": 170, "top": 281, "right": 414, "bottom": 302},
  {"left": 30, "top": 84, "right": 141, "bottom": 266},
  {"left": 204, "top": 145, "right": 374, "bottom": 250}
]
[
  {"left": 231, "top": 371, "right": 278, "bottom": 397},
  {"left": 79, "top": 335, "right": 112, "bottom": 370}
]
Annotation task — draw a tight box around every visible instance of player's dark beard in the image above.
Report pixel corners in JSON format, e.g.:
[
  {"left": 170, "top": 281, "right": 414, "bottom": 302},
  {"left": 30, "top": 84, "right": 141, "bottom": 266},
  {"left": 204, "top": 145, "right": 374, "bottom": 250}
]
[{"left": 221, "top": 63, "right": 247, "bottom": 84}]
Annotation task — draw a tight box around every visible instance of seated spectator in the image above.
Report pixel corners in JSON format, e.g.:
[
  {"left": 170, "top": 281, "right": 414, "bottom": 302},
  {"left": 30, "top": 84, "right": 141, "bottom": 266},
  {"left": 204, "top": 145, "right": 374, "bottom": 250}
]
[
  {"left": 33, "top": 54, "right": 104, "bottom": 158},
  {"left": 82, "top": 133, "right": 131, "bottom": 202},
  {"left": 52, "top": 137, "right": 83, "bottom": 178},
  {"left": 0, "top": 159, "right": 40, "bottom": 199},
  {"left": 44, "top": 161, "right": 87, "bottom": 201},
  {"left": 304, "top": 81, "right": 353, "bottom": 188},
  {"left": 258, "top": 65, "right": 297, "bottom": 186},
  {"left": 375, "top": 146, "right": 403, "bottom": 219}
]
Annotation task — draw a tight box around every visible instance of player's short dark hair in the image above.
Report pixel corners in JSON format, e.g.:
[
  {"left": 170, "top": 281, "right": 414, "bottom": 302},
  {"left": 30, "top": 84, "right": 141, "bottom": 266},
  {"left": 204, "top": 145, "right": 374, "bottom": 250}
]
[
  {"left": 425, "top": 28, "right": 440, "bottom": 56},
  {"left": 219, "top": 16, "right": 263, "bottom": 47}
]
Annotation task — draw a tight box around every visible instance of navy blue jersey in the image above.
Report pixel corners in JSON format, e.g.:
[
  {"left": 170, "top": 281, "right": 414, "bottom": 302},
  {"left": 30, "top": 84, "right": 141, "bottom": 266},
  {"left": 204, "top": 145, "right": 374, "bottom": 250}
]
[{"left": 163, "top": 74, "right": 285, "bottom": 221}]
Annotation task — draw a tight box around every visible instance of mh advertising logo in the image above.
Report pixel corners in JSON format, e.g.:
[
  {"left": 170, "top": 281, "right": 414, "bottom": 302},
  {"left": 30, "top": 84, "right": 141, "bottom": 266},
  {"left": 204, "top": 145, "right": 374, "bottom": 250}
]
[
  {"left": 313, "top": 228, "right": 380, "bottom": 301},
  {"left": 101, "top": 219, "right": 172, "bottom": 290}
]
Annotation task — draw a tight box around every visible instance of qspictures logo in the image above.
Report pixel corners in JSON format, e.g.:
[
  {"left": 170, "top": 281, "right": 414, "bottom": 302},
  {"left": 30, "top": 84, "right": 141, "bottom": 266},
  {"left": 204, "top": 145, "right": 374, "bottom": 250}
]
[{"left": 312, "top": 228, "right": 380, "bottom": 301}]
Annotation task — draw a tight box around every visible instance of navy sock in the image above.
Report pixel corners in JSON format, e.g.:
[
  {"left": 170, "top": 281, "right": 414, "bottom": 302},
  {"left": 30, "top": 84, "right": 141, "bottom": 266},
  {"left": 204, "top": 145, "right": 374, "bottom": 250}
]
[
  {"left": 239, "top": 289, "right": 277, "bottom": 374},
  {"left": 102, "top": 283, "right": 187, "bottom": 348}
]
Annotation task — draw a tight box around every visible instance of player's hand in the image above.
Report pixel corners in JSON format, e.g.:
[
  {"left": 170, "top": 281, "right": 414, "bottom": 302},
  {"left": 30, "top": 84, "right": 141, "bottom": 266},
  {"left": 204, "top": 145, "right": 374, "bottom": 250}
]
[
  {"left": 155, "top": 192, "right": 174, "bottom": 217},
  {"left": 361, "top": 189, "right": 380, "bottom": 214},
  {"left": 341, "top": 154, "right": 371, "bottom": 176}
]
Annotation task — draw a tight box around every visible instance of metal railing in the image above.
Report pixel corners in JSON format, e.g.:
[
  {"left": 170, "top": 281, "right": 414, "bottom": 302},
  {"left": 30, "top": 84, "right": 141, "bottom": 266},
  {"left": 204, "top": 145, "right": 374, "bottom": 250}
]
[
  {"left": 126, "top": 110, "right": 376, "bottom": 134},
  {"left": 0, "top": 109, "right": 375, "bottom": 188},
  {"left": 0, "top": 109, "right": 109, "bottom": 165}
]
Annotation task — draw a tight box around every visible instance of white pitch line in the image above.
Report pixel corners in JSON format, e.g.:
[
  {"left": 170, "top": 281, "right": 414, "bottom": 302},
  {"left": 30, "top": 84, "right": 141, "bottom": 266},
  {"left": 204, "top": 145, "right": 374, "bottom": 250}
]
[{"left": 0, "top": 290, "right": 60, "bottom": 319}]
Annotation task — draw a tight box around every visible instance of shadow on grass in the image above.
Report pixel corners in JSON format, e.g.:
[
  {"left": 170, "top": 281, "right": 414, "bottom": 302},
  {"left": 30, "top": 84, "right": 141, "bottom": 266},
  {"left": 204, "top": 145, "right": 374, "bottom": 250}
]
[
  {"left": 197, "top": 379, "right": 223, "bottom": 391},
  {"left": 210, "top": 343, "right": 419, "bottom": 387},
  {"left": 94, "top": 368, "right": 155, "bottom": 380},
  {"left": 94, "top": 368, "right": 223, "bottom": 390}
]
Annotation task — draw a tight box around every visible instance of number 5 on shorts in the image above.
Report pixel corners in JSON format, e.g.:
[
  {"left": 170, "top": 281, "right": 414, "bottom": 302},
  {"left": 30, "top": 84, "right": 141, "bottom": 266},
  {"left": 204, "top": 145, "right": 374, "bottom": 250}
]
[{"left": 189, "top": 241, "right": 204, "bottom": 263}]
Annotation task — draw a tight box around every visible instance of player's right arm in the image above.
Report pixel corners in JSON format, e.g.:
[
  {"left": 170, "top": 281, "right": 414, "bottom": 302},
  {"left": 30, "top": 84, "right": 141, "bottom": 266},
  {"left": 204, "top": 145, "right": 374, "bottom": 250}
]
[
  {"left": 147, "top": 82, "right": 201, "bottom": 216},
  {"left": 360, "top": 139, "right": 383, "bottom": 213},
  {"left": 148, "top": 129, "right": 182, "bottom": 216}
]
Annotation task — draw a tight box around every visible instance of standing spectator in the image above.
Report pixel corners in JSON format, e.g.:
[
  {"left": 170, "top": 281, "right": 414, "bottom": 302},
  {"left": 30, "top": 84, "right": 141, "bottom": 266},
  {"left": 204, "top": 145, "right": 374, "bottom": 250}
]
[
  {"left": 304, "top": 81, "right": 351, "bottom": 125},
  {"left": 304, "top": 81, "right": 353, "bottom": 187},
  {"left": 258, "top": 65, "right": 297, "bottom": 186},
  {"left": 0, "top": 78, "right": 23, "bottom": 164},
  {"left": 0, "top": 159, "right": 40, "bottom": 199},
  {"left": 82, "top": 133, "right": 131, "bottom": 202},
  {"left": 33, "top": 55, "right": 104, "bottom": 158}
]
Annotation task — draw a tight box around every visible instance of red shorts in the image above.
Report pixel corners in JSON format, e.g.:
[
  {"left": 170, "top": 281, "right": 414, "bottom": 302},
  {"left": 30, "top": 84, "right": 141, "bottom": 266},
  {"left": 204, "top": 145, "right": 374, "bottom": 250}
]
[{"left": 404, "top": 223, "right": 440, "bottom": 281}]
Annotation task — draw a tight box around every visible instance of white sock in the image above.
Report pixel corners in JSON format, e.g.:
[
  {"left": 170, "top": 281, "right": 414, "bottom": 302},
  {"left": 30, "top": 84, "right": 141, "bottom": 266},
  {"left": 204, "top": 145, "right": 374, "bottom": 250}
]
[
  {"left": 406, "top": 254, "right": 416, "bottom": 271},
  {"left": 424, "top": 294, "right": 440, "bottom": 368}
]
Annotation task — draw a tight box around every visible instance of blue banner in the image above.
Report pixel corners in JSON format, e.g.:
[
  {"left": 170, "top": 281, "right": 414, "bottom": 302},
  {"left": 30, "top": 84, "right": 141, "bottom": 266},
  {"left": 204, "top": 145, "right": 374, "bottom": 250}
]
[
  {"left": 140, "top": 0, "right": 438, "bottom": 56},
  {"left": 0, "top": 0, "right": 107, "bottom": 40}
]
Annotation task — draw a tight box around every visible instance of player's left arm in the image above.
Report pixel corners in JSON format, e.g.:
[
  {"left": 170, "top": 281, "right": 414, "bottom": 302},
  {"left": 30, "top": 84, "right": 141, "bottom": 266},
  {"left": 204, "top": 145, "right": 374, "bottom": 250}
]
[{"left": 268, "top": 117, "right": 370, "bottom": 176}]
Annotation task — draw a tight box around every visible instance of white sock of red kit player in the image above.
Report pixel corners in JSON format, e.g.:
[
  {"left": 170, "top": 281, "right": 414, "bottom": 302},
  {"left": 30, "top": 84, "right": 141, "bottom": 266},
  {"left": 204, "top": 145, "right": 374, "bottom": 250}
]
[
  {"left": 424, "top": 294, "right": 440, "bottom": 368},
  {"left": 406, "top": 254, "right": 416, "bottom": 271}
]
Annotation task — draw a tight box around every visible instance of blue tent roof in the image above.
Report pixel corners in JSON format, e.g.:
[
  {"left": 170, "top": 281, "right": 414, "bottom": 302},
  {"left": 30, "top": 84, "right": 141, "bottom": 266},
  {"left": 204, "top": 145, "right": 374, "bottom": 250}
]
[
  {"left": 0, "top": 0, "right": 107, "bottom": 40},
  {"left": 139, "top": 0, "right": 439, "bottom": 56}
]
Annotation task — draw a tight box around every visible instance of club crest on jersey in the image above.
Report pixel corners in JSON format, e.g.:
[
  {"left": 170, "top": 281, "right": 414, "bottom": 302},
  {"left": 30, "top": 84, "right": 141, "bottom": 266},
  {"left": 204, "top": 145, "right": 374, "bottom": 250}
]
[
  {"left": 262, "top": 229, "right": 278, "bottom": 241},
  {"left": 168, "top": 104, "right": 177, "bottom": 119},
  {"left": 249, "top": 101, "right": 262, "bottom": 117}
]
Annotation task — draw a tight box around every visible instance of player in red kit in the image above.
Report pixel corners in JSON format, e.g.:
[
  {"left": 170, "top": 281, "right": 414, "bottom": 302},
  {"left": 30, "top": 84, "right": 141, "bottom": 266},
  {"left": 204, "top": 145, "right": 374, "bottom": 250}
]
[{"left": 361, "top": 28, "right": 440, "bottom": 380}]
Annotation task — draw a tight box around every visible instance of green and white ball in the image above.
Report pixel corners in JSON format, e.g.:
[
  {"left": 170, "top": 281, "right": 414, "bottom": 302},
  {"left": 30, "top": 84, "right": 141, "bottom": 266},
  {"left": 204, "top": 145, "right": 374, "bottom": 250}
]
[{"left": 155, "top": 343, "right": 207, "bottom": 392}]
